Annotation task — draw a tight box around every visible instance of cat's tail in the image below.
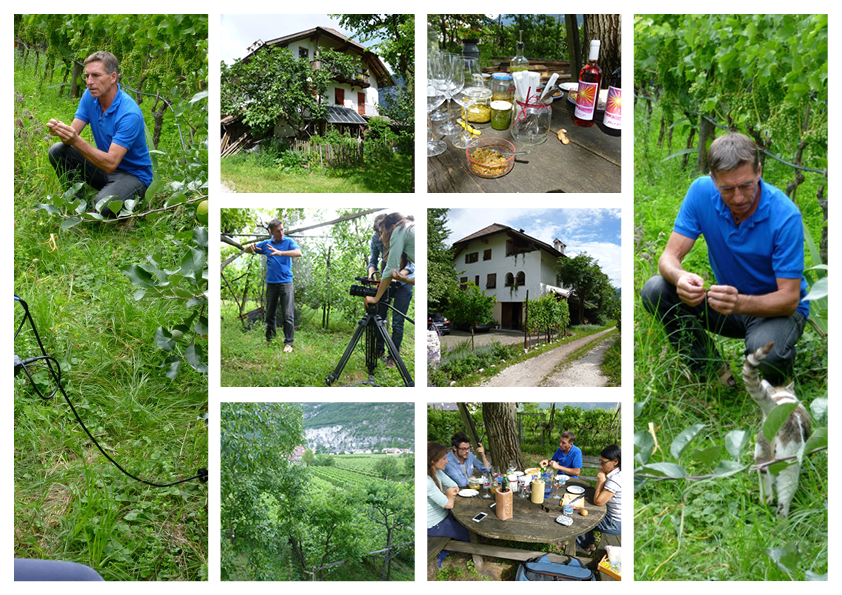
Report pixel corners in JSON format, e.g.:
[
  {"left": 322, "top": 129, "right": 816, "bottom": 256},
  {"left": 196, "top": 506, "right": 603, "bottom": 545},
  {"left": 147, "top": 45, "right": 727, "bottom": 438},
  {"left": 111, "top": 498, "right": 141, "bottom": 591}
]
[{"left": 743, "top": 341, "right": 774, "bottom": 404}]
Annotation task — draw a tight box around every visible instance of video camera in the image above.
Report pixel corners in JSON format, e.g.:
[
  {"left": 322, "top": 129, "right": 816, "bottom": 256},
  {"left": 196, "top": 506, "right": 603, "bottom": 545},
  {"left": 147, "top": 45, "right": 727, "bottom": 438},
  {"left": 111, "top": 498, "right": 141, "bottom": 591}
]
[{"left": 348, "top": 276, "right": 400, "bottom": 300}]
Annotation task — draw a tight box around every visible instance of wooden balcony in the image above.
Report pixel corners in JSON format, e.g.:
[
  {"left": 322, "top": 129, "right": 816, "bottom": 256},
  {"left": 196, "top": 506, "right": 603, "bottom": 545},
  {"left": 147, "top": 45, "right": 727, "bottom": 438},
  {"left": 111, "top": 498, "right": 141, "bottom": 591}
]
[{"left": 310, "top": 59, "right": 370, "bottom": 88}]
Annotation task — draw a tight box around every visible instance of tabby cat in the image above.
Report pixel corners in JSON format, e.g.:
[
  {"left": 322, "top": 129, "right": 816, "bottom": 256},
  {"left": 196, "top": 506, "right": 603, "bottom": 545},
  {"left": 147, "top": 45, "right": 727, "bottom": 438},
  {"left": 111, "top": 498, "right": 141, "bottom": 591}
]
[{"left": 742, "top": 342, "right": 811, "bottom": 518}]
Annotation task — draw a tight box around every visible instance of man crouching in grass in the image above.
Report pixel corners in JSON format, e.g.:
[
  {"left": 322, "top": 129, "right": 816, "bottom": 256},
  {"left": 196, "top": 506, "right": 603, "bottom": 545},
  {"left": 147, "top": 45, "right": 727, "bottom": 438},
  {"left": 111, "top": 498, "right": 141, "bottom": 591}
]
[
  {"left": 47, "top": 51, "right": 153, "bottom": 219},
  {"left": 244, "top": 218, "right": 302, "bottom": 351}
]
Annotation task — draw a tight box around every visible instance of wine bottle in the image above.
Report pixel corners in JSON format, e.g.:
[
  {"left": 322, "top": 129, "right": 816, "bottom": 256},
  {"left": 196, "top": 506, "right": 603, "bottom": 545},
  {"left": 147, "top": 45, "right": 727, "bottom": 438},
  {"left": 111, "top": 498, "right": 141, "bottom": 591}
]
[
  {"left": 510, "top": 30, "right": 529, "bottom": 73},
  {"left": 574, "top": 40, "right": 602, "bottom": 127},
  {"left": 603, "top": 66, "right": 621, "bottom": 136}
]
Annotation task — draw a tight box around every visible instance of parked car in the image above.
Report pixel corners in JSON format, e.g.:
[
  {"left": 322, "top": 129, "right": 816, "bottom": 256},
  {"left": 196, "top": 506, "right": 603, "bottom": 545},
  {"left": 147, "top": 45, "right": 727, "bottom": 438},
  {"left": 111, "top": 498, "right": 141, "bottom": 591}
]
[
  {"left": 453, "top": 321, "right": 493, "bottom": 333},
  {"left": 428, "top": 313, "right": 451, "bottom": 335}
]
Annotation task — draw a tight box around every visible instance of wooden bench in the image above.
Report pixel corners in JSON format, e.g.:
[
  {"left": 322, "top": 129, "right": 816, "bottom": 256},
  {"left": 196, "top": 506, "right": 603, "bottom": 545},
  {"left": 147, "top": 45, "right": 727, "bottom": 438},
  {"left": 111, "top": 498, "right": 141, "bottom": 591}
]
[
  {"left": 443, "top": 540, "right": 605, "bottom": 578},
  {"left": 427, "top": 536, "right": 450, "bottom": 580}
]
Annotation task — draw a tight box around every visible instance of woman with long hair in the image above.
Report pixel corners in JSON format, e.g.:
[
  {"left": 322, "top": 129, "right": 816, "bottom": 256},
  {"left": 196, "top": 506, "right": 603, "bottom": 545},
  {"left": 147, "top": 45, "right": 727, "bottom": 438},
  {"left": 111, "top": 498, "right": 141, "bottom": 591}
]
[
  {"left": 577, "top": 444, "right": 622, "bottom": 553},
  {"left": 365, "top": 212, "right": 415, "bottom": 307},
  {"left": 427, "top": 442, "right": 469, "bottom": 542}
]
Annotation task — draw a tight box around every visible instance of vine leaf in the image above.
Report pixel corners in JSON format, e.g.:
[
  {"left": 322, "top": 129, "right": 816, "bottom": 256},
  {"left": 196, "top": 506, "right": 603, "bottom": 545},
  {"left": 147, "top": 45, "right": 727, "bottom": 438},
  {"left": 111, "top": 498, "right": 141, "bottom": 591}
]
[
  {"left": 765, "top": 541, "right": 800, "bottom": 578},
  {"left": 803, "top": 427, "right": 827, "bottom": 458},
  {"left": 762, "top": 403, "right": 798, "bottom": 442},
  {"left": 689, "top": 444, "right": 721, "bottom": 467},
  {"left": 670, "top": 423, "right": 705, "bottom": 460},
  {"left": 640, "top": 462, "right": 686, "bottom": 479},
  {"left": 724, "top": 430, "right": 749, "bottom": 459},
  {"left": 712, "top": 460, "right": 746, "bottom": 478},
  {"left": 61, "top": 216, "right": 82, "bottom": 231},
  {"left": 634, "top": 430, "right": 655, "bottom": 466}
]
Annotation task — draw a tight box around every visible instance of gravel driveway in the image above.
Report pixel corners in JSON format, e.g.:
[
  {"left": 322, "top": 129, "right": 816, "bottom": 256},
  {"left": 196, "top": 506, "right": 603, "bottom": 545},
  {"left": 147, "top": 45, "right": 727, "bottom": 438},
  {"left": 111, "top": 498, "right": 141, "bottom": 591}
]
[{"left": 480, "top": 328, "right": 617, "bottom": 387}]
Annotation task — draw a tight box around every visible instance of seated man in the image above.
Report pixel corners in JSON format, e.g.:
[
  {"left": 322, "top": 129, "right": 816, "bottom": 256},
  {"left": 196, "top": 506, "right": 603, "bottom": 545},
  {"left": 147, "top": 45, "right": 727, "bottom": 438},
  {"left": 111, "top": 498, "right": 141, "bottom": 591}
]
[
  {"left": 640, "top": 133, "right": 808, "bottom": 385},
  {"left": 47, "top": 51, "right": 153, "bottom": 218},
  {"left": 443, "top": 431, "right": 491, "bottom": 488},
  {"left": 540, "top": 431, "right": 582, "bottom": 478}
]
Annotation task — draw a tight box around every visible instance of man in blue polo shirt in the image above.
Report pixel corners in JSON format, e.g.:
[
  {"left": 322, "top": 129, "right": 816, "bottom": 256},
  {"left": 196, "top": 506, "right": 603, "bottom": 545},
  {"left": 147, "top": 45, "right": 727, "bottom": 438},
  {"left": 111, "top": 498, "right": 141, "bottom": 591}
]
[
  {"left": 541, "top": 431, "right": 582, "bottom": 478},
  {"left": 47, "top": 51, "right": 153, "bottom": 219},
  {"left": 443, "top": 431, "right": 491, "bottom": 488},
  {"left": 641, "top": 133, "right": 808, "bottom": 385},
  {"left": 245, "top": 218, "right": 302, "bottom": 351}
]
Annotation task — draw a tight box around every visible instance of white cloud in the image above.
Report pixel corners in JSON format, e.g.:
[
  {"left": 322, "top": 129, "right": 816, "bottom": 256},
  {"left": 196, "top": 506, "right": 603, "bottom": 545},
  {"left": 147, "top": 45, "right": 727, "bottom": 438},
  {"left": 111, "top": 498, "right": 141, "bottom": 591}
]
[{"left": 565, "top": 241, "right": 622, "bottom": 288}]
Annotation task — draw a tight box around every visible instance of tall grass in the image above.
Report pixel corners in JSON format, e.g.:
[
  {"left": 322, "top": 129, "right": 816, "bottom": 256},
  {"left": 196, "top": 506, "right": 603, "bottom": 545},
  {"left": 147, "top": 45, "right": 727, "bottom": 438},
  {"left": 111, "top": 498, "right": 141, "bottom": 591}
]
[
  {"left": 14, "top": 55, "right": 207, "bottom": 581},
  {"left": 633, "top": 101, "right": 828, "bottom": 581},
  {"left": 220, "top": 301, "right": 415, "bottom": 387}
]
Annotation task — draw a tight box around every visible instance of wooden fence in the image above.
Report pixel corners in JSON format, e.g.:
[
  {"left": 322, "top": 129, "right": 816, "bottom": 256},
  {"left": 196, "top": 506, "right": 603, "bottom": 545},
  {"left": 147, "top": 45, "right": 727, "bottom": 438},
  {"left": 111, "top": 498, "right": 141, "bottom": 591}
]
[{"left": 290, "top": 138, "right": 363, "bottom": 167}]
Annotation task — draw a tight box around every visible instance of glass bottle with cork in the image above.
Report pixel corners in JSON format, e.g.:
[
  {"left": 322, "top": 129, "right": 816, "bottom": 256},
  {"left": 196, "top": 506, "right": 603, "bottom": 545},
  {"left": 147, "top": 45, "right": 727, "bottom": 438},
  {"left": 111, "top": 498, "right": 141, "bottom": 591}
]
[{"left": 574, "top": 39, "right": 602, "bottom": 127}]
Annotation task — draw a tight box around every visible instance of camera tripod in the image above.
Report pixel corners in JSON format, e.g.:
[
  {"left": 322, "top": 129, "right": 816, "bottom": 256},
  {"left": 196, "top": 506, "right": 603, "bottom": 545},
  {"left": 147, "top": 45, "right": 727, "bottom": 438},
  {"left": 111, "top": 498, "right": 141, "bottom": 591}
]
[{"left": 326, "top": 301, "right": 414, "bottom": 387}]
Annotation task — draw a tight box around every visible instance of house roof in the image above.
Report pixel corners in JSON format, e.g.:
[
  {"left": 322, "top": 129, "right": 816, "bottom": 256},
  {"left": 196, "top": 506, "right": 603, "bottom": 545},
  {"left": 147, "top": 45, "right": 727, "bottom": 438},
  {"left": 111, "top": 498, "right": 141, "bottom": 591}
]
[
  {"left": 324, "top": 105, "right": 367, "bottom": 125},
  {"left": 247, "top": 26, "right": 396, "bottom": 88},
  {"left": 452, "top": 223, "right": 567, "bottom": 260}
]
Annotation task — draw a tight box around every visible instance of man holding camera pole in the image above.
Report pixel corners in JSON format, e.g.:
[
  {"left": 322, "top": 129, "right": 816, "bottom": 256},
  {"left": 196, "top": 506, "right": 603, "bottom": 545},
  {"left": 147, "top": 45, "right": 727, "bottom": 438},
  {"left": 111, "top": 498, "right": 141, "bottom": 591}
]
[
  {"left": 244, "top": 219, "right": 302, "bottom": 351},
  {"left": 366, "top": 213, "right": 414, "bottom": 368}
]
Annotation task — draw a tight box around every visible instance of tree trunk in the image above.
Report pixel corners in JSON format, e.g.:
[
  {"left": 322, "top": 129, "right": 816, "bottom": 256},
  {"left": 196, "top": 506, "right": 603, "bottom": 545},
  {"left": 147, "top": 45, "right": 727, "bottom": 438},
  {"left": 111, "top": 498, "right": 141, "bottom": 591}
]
[
  {"left": 458, "top": 403, "right": 481, "bottom": 445},
  {"left": 584, "top": 14, "right": 620, "bottom": 80},
  {"left": 565, "top": 14, "right": 582, "bottom": 79},
  {"left": 697, "top": 115, "right": 715, "bottom": 174},
  {"left": 547, "top": 403, "right": 556, "bottom": 444},
  {"left": 482, "top": 403, "right": 524, "bottom": 472},
  {"left": 70, "top": 61, "right": 83, "bottom": 99}
]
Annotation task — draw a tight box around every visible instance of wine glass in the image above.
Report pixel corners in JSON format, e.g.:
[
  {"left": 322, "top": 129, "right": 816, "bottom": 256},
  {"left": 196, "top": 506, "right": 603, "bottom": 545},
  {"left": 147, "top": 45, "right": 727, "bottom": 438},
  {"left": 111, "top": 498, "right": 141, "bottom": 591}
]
[
  {"left": 553, "top": 474, "right": 562, "bottom": 499},
  {"left": 451, "top": 58, "right": 484, "bottom": 149},
  {"left": 436, "top": 52, "right": 463, "bottom": 137},
  {"left": 482, "top": 473, "right": 491, "bottom": 498},
  {"left": 426, "top": 56, "right": 447, "bottom": 157}
]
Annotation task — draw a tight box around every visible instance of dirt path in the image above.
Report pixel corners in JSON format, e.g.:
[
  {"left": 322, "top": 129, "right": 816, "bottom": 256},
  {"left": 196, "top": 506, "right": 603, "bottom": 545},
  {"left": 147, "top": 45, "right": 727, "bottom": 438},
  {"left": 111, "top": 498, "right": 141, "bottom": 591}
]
[
  {"left": 221, "top": 179, "right": 235, "bottom": 193},
  {"left": 541, "top": 334, "right": 617, "bottom": 387},
  {"left": 479, "top": 328, "right": 616, "bottom": 387}
]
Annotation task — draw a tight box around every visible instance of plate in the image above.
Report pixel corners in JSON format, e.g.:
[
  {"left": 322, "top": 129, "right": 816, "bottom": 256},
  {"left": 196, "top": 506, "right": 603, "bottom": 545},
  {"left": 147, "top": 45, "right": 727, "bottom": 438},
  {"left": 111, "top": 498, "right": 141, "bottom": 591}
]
[
  {"left": 559, "top": 82, "right": 578, "bottom": 92},
  {"left": 512, "top": 471, "right": 524, "bottom": 476},
  {"left": 567, "top": 485, "right": 585, "bottom": 494},
  {"left": 458, "top": 489, "right": 479, "bottom": 497}
]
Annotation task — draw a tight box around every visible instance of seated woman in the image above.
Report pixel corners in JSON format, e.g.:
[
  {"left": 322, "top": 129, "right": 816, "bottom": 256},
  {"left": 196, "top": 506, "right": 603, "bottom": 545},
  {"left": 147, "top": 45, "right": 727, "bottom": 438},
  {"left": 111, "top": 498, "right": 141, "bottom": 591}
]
[
  {"left": 365, "top": 212, "right": 415, "bottom": 307},
  {"left": 577, "top": 444, "right": 621, "bottom": 554},
  {"left": 427, "top": 442, "right": 470, "bottom": 542}
]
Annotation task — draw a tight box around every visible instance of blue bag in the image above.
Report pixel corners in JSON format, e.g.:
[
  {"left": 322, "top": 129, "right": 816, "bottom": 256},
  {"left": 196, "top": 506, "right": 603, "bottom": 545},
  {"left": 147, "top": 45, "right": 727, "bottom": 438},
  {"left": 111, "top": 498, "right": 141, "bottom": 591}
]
[{"left": 515, "top": 554, "right": 595, "bottom": 581}]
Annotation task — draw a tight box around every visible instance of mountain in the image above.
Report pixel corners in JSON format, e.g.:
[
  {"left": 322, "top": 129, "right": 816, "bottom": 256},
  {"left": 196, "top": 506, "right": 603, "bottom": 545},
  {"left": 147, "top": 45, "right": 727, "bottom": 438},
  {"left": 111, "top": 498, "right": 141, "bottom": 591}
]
[{"left": 301, "top": 402, "right": 414, "bottom": 452}]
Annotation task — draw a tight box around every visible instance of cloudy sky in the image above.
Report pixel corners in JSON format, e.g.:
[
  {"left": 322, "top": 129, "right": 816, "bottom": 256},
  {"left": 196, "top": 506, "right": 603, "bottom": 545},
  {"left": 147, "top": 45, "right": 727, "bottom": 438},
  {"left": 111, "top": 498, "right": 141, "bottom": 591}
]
[
  {"left": 221, "top": 14, "right": 385, "bottom": 66},
  {"left": 442, "top": 208, "right": 622, "bottom": 288}
]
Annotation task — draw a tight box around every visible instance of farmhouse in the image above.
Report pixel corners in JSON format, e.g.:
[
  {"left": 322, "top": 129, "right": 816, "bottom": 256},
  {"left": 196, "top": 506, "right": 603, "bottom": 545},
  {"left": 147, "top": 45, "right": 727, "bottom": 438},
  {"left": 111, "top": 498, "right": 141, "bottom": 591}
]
[
  {"left": 230, "top": 26, "right": 395, "bottom": 140},
  {"left": 452, "top": 224, "right": 571, "bottom": 330}
]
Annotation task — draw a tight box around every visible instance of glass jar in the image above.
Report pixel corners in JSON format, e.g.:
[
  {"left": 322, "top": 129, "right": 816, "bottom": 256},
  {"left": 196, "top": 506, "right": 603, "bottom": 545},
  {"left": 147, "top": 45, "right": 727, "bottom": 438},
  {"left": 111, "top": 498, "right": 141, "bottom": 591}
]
[
  {"left": 490, "top": 100, "right": 513, "bottom": 130},
  {"left": 490, "top": 72, "right": 514, "bottom": 103},
  {"left": 511, "top": 98, "right": 551, "bottom": 145},
  {"left": 463, "top": 86, "right": 492, "bottom": 123}
]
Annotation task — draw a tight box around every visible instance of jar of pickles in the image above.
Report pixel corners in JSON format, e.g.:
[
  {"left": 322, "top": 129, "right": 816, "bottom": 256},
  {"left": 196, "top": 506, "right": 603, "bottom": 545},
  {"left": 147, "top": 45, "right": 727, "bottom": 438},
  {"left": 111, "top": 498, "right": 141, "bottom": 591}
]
[{"left": 463, "top": 86, "right": 492, "bottom": 123}]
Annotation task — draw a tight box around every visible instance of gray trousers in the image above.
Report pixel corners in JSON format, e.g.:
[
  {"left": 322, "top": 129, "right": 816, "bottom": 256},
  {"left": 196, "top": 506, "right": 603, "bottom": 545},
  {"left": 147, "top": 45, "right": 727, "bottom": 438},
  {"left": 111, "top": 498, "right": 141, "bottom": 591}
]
[
  {"left": 265, "top": 282, "right": 295, "bottom": 344},
  {"left": 48, "top": 142, "right": 147, "bottom": 218},
  {"left": 640, "top": 275, "right": 806, "bottom": 384}
]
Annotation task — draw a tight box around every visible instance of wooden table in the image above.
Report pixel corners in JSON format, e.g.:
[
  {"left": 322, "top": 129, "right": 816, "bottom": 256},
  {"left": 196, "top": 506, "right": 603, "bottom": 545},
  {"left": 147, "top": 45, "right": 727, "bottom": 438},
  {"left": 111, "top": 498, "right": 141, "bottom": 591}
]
[
  {"left": 427, "top": 97, "right": 621, "bottom": 193},
  {"left": 450, "top": 479, "right": 606, "bottom": 567}
]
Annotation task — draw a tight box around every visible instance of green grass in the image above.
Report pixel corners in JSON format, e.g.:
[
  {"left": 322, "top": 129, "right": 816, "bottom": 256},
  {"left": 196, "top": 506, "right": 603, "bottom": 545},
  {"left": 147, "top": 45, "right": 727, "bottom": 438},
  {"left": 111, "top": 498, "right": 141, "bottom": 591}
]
[
  {"left": 221, "top": 151, "right": 413, "bottom": 193},
  {"left": 634, "top": 100, "right": 828, "bottom": 581},
  {"left": 221, "top": 301, "right": 415, "bottom": 387},
  {"left": 14, "top": 54, "right": 207, "bottom": 581}
]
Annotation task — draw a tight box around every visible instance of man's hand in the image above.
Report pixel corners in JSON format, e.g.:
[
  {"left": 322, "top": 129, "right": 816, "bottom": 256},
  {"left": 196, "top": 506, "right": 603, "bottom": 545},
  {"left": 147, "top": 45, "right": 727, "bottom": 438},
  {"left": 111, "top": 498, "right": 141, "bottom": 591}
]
[
  {"left": 475, "top": 444, "right": 485, "bottom": 456},
  {"left": 675, "top": 271, "right": 707, "bottom": 307},
  {"left": 707, "top": 284, "right": 740, "bottom": 315},
  {"left": 368, "top": 266, "right": 378, "bottom": 281},
  {"left": 47, "top": 119, "right": 79, "bottom": 146},
  {"left": 267, "top": 245, "right": 284, "bottom": 257},
  {"left": 539, "top": 459, "right": 549, "bottom": 468}
]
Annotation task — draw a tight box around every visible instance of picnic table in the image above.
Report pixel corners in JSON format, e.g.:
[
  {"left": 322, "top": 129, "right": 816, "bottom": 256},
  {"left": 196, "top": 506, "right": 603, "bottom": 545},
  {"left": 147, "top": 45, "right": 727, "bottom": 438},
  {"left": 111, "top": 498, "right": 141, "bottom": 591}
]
[
  {"left": 450, "top": 478, "right": 606, "bottom": 566},
  {"left": 428, "top": 96, "right": 621, "bottom": 193}
]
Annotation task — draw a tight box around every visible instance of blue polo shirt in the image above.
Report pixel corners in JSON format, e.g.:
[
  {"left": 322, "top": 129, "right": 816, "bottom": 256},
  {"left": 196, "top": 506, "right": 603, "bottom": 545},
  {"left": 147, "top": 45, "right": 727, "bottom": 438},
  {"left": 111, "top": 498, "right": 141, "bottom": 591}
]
[
  {"left": 254, "top": 237, "right": 299, "bottom": 283},
  {"left": 74, "top": 85, "right": 153, "bottom": 186},
  {"left": 674, "top": 176, "right": 809, "bottom": 318},
  {"left": 444, "top": 450, "right": 490, "bottom": 488},
  {"left": 368, "top": 232, "right": 415, "bottom": 285},
  {"left": 550, "top": 444, "right": 583, "bottom": 478}
]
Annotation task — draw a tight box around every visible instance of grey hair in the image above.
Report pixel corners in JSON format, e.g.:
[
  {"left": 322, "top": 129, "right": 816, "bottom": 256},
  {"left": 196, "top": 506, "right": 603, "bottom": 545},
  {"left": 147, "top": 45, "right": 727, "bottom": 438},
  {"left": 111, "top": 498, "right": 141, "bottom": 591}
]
[
  {"left": 84, "top": 51, "right": 120, "bottom": 76},
  {"left": 708, "top": 133, "right": 759, "bottom": 176},
  {"left": 267, "top": 218, "right": 282, "bottom": 232}
]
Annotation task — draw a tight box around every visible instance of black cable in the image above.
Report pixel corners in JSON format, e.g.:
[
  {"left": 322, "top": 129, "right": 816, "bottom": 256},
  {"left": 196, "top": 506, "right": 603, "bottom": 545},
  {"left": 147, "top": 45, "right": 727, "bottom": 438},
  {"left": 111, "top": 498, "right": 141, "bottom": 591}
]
[{"left": 14, "top": 296, "right": 208, "bottom": 487}]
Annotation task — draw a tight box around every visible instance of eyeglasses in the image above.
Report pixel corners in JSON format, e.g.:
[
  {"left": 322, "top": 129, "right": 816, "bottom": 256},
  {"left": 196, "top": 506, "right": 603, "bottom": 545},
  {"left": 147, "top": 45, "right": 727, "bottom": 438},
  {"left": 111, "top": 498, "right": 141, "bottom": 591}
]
[
  {"left": 456, "top": 446, "right": 472, "bottom": 453},
  {"left": 717, "top": 180, "right": 758, "bottom": 198}
]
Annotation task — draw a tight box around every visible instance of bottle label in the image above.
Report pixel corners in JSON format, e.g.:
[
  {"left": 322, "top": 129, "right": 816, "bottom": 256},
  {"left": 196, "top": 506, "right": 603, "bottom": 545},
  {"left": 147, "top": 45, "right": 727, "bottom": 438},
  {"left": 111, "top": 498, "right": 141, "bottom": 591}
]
[
  {"left": 574, "top": 80, "right": 599, "bottom": 121},
  {"left": 604, "top": 85, "right": 621, "bottom": 129}
]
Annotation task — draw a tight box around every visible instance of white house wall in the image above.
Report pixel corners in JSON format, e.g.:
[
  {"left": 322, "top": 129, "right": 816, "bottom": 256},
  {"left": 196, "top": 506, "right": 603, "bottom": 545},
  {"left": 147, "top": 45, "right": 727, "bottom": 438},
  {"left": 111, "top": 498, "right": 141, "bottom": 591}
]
[{"left": 455, "top": 235, "right": 566, "bottom": 306}]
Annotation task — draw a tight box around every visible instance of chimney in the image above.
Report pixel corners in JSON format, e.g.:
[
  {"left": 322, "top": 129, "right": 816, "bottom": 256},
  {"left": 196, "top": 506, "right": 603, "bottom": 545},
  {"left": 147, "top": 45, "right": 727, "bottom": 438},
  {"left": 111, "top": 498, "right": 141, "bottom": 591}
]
[{"left": 553, "top": 238, "right": 566, "bottom": 254}]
